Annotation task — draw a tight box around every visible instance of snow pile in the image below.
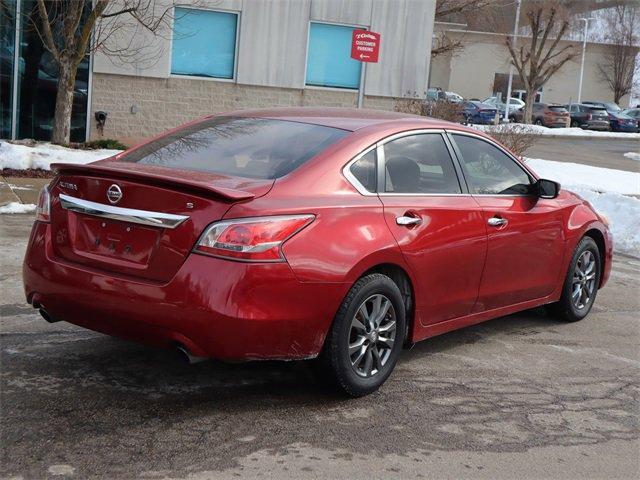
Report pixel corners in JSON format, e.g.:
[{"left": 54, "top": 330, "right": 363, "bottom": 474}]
[
  {"left": 0, "top": 140, "right": 121, "bottom": 171},
  {"left": 623, "top": 151, "right": 640, "bottom": 161},
  {"left": 474, "top": 123, "right": 640, "bottom": 139},
  {"left": 526, "top": 158, "right": 639, "bottom": 195},
  {"left": 0, "top": 202, "right": 36, "bottom": 214},
  {"left": 526, "top": 158, "right": 640, "bottom": 256}
]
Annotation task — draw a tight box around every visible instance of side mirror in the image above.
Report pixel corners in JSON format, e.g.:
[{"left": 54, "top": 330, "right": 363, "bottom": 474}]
[{"left": 537, "top": 179, "right": 560, "bottom": 199}]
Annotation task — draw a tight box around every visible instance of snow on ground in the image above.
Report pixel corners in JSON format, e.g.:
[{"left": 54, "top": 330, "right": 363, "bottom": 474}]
[
  {"left": 0, "top": 202, "right": 36, "bottom": 214},
  {"left": 474, "top": 123, "right": 640, "bottom": 139},
  {"left": 526, "top": 158, "right": 640, "bottom": 256},
  {"left": 0, "top": 140, "right": 121, "bottom": 171},
  {"left": 623, "top": 152, "right": 640, "bottom": 161}
]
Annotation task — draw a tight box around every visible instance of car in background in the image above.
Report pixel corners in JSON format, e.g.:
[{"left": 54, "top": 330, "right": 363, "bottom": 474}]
[
  {"left": 461, "top": 101, "right": 503, "bottom": 125},
  {"left": 426, "top": 87, "right": 447, "bottom": 102},
  {"left": 621, "top": 108, "right": 640, "bottom": 132},
  {"left": 583, "top": 101, "right": 638, "bottom": 132},
  {"left": 445, "top": 91, "right": 464, "bottom": 104},
  {"left": 483, "top": 96, "right": 525, "bottom": 113},
  {"left": 531, "top": 103, "right": 570, "bottom": 128},
  {"left": 565, "top": 104, "right": 610, "bottom": 131}
]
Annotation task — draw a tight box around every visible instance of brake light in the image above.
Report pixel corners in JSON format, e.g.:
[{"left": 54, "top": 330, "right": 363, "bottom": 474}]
[
  {"left": 35, "top": 186, "right": 51, "bottom": 222},
  {"left": 194, "top": 215, "right": 315, "bottom": 261}
]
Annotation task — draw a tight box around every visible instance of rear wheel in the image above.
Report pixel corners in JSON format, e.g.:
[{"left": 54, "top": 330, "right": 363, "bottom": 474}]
[
  {"left": 571, "top": 120, "right": 579, "bottom": 127},
  {"left": 319, "top": 274, "right": 406, "bottom": 397},
  {"left": 535, "top": 118, "right": 544, "bottom": 126},
  {"left": 550, "top": 237, "right": 601, "bottom": 322}
]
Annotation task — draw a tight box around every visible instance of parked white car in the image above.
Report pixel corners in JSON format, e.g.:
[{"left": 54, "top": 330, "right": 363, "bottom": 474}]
[
  {"left": 445, "top": 91, "right": 464, "bottom": 103},
  {"left": 483, "top": 96, "right": 525, "bottom": 111}
]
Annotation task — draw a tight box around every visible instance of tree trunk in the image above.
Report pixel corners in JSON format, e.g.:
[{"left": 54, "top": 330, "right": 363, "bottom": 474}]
[
  {"left": 51, "top": 62, "right": 78, "bottom": 145},
  {"left": 523, "top": 91, "right": 535, "bottom": 124}
]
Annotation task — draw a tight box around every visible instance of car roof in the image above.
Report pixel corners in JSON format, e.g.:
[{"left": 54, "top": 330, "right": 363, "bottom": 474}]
[{"left": 221, "top": 107, "right": 452, "bottom": 131}]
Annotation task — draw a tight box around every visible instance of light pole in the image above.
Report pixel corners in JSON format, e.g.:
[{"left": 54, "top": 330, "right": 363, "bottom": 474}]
[
  {"left": 504, "top": 0, "right": 522, "bottom": 122},
  {"left": 577, "top": 17, "right": 595, "bottom": 104}
]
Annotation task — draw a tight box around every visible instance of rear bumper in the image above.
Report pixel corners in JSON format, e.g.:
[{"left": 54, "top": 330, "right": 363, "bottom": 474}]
[
  {"left": 581, "top": 121, "right": 610, "bottom": 130},
  {"left": 23, "top": 222, "right": 347, "bottom": 360}
]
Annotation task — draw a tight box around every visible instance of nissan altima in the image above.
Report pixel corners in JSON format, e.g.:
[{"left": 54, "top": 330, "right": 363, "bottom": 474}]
[{"left": 23, "top": 108, "right": 612, "bottom": 396}]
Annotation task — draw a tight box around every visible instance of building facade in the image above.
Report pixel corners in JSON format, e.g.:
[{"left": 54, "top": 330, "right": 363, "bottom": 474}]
[
  {"left": 430, "top": 26, "right": 637, "bottom": 107},
  {"left": 91, "top": 0, "right": 436, "bottom": 143}
]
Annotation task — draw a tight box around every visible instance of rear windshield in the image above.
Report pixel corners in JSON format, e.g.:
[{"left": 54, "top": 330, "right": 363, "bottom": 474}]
[
  {"left": 588, "top": 108, "right": 608, "bottom": 115},
  {"left": 548, "top": 106, "right": 568, "bottom": 112},
  {"left": 120, "top": 116, "right": 349, "bottom": 179}
]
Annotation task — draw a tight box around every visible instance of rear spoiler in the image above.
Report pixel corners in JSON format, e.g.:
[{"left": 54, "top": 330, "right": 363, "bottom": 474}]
[{"left": 51, "top": 162, "right": 256, "bottom": 202}]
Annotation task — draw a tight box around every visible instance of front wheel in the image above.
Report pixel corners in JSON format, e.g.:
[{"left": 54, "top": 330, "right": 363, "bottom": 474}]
[
  {"left": 550, "top": 237, "right": 601, "bottom": 322},
  {"left": 318, "top": 274, "right": 406, "bottom": 397}
]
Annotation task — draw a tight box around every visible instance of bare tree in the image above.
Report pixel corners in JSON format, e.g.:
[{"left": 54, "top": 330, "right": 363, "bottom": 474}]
[
  {"left": 432, "top": 0, "right": 497, "bottom": 58},
  {"left": 505, "top": 1, "right": 580, "bottom": 123},
  {"left": 23, "top": 0, "right": 178, "bottom": 145},
  {"left": 596, "top": 5, "right": 639, "bottom": 104}
]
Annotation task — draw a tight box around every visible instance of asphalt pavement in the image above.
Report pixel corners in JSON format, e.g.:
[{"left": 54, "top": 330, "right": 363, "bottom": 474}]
[
  {"left": 526, "top": 137, "right": 639, "bottom": 172},
  {"left": 1, "top": 213, "right": 639, "bottom": 479}
]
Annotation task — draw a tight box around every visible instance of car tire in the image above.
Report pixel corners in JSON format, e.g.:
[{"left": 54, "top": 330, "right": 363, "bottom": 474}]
[
  {"left": 550, "top": 237, "right": 601, "bottom": 322},
  {"left": 535, "top": 118, "right": 543, "bottom": 126},
  {"left": 318, "top": 273, "right": 406, "bottom": 397},
  {"left": 571, "top": 120, "right": 579, "bottom": 127}
]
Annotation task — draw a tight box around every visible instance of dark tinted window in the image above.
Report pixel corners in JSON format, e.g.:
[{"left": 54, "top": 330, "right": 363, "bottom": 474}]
[
  {"left": 588, "top": 108, "right": 608, "bottom": 115},
  {"left": 384, "top": 134, "right": 461, "bottom": 194},
  {"left": 121, "top": 116, "right": 348, "bottom": 179},
  {"left": 349, "top": 150, "right": 376, "bottom": 192},
  {"left": 452, "top": 134, "right": 532, "bottom": 195}
]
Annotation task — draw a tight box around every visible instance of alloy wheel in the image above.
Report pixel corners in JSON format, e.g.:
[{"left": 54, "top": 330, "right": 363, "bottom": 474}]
[
  {"left": 348, "top": 294, "right": 397, "bottom": 378},
  {"left": 572, "top": 250, "right": 597, "bottom": 310}
]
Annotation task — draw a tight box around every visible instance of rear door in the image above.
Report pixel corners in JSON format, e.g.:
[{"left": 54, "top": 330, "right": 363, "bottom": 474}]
[
  {"left": 448, "top": 132, "right": 565, "bottom": 312},
  {"left": 378, "top": 131, "right": 487, "bottom": 325}
]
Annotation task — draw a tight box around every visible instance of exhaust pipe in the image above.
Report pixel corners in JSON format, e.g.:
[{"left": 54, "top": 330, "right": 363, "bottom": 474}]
[
  {"left": 176, "top": 345, "right": 207, "bottom": 364},
  {"left": 39, "top": 308, "right": 60, "bottom": 323}
]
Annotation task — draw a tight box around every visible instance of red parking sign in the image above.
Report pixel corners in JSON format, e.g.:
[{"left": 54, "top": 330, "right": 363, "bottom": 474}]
[{"left": 351, "top": 29, "right": 380, "bottom": 63}]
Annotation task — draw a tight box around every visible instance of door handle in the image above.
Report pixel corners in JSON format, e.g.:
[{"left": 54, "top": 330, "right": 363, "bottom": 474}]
[
  {"left": 396, "top": 216, "right": 422, "bottom": 226},
  {"left": 487, "top": 217, "right": 508, "bottom": 227}
]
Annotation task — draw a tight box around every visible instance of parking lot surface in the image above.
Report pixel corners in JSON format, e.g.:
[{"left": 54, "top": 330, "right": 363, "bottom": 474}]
[
  {"left": 527, "top": 137, "right": 640, "bottom": 172},
  {"left": 1, "top": 214, "right": 639, "bottom": 479}
]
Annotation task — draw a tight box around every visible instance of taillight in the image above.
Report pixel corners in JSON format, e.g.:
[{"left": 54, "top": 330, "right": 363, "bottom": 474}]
[
  {"left": 587, "top": 113, "right": 592, "bottom": 120},
  {"left": 194, "top": 215, "right": 315, "bottom": 262},
  {"left": 35, "top": 186, "right": 51, "bottom": 222}
]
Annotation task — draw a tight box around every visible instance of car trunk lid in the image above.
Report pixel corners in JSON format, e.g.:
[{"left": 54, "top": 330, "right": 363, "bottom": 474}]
[{"left": 48, "top": 161, "right": 273, "bottom": 282}]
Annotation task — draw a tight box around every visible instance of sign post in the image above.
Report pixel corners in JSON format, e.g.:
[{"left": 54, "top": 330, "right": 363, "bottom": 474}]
[{"left": 351, "top": 29, "right": 381, "bottom": 108}]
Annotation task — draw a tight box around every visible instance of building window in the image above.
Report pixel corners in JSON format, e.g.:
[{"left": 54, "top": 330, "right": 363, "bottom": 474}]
[
  {"left": 171, "top": 8, "right": 238, "bottom": 79},
  {"left": 306, "top": 22, "right": 362, "bottom": 89}
]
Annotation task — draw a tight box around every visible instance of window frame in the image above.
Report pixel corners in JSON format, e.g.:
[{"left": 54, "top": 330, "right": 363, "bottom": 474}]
[
  {"left": 342, "top": 130, "right": 469, "bottom": 197},
  {"left": 446, "top": 130, "right": 537, "bottom": 197},
  {"left": 304, "top": 20, "right": 367, "bottom": 91},
  {"left": 169, "top": 6, "right": 241, "bottom": 82}
]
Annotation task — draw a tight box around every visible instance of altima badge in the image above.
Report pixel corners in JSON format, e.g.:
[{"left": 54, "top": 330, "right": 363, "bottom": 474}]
[{"left": 107, "top": 184, "right": 123, "bottom": 204}]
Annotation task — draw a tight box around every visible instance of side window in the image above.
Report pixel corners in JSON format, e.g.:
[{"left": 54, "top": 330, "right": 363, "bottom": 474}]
[
  {"left": 452, "top": 134, "right": 533, "bottom": 195},
  {"left": 383, "top": 134, "right": 461, "bottom": 194},
  {"left": 349, "top": 150, "right": 377, "bottom": 193}
]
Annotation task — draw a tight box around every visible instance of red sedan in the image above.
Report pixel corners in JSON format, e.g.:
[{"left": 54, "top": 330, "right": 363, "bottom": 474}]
[{"left": 23, "top": 108, "right": 612, "bottom": 396}]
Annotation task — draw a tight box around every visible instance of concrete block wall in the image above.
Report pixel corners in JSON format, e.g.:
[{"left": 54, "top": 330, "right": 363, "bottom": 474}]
[{"left": 90, "top": 73, "right": 400, "bottom": 144}]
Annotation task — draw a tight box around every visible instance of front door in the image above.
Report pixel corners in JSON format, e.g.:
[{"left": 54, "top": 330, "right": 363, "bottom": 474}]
[
  {"left": 378, "top": 132, "right": 487, "bottom": 325},
  {"left": 449, "top": 133, "right": 565, "bottom": 312}
]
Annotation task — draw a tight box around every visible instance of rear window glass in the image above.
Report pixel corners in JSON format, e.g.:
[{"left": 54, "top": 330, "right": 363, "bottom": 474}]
[
  {"left": 588, "top": 108, "right": 608, "bottom": 114},
  {"left": 120, "top": 116, "right": 349, "bottom": 179},
  {"left": 548, "top": 106, "right": 567, "bottom": 112}
]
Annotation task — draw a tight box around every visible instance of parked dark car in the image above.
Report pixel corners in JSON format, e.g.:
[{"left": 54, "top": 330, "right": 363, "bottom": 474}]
[
  {"left": 461, "top": 101, "right": 503, "bottom": 125},
  {"left": 564, "top": 104, "right": 611, "bottom": 131},
  {"left": 621, "top": 108, "right": 640, "bottom": 132},
  {"left": 583, "top": 101, "right": 638, "bottom": 132}
]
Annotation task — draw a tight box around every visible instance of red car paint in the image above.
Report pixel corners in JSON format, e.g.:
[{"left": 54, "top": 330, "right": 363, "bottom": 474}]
[{"left": 23, "top": 108, "right": 612, "bottom": 360}]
